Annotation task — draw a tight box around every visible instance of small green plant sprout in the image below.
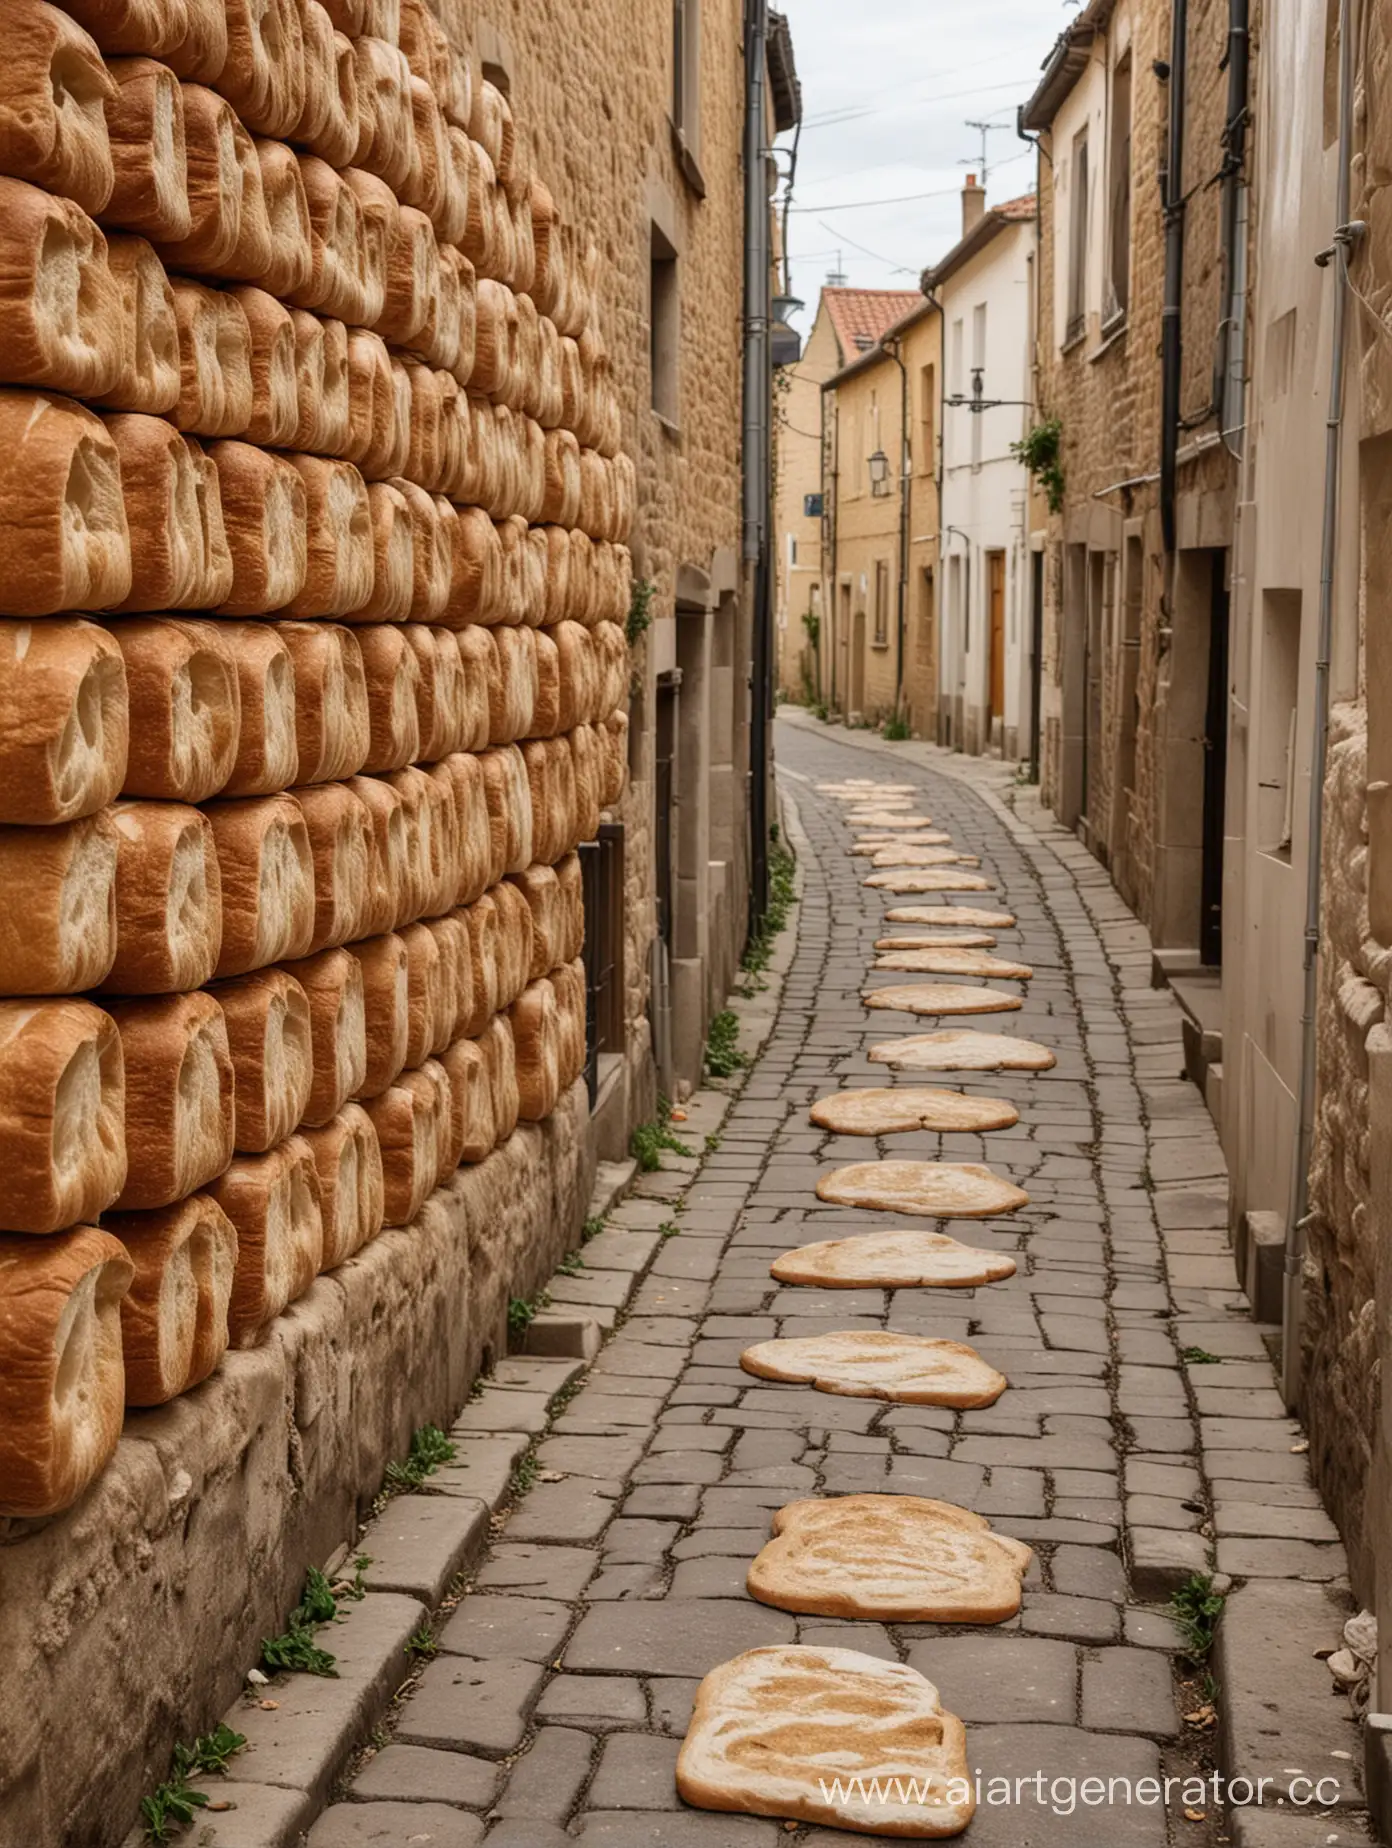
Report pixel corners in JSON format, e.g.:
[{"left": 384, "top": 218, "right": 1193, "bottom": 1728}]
[
  {"left": 658, "top": 1219, "right": 681, "bottom": 1239},
  {"left": 882, "top": 710, "right": 911, "bottom": 741},
  {"left": 742, "top": 838, "right": 796, "bottom": 979},
  {"left": 581, "top": 1214, "right": 606, "bottom": 1242},
  {"left": 1168, "top": 1573, "right": 1225, "bottom": 1661},
  {"left": 1181, "top": 1346, "right": 1222, "bottom": 1366},
  {"left": 704, "top": 1132, "right": 722, "bottom": 1154},
  {"left": 704, "top": 1009, "right": 747, "bottom": 1078},
  {"left": 506, "top": 1291, "right": 551, "bottom": 1335},
  {"left": 630, "top": 1109, "right": 690, "bottom": 1171},
  {"left": 626, "top": 576, "right": 657, "bottom": 647},
  {"left": 508, "top": 1452, "right": 540, "bottom": 1499},
  {"left": 385, "top": 1423, "right": 458, "bottom": 1491},
  {"left": 140, "top": 1722, "right": 250, "bottom": 1839},
  {"left": 405, "top": 1623, "right": 439, "bottom": 1661},
  {"left": 558, "top": 1249, "right": 586, "bottom": 1275}
]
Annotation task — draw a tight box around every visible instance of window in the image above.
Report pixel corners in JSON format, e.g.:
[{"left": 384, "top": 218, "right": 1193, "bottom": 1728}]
[
  {"left": 918, "top": 364, "right": 935, "bottom": 474},
  {"left": 1067, "top": 129, "right": 1089, "bottom": 344},
  {"left": 950, "top": 318, "right": 964, "bottom": 395},
  {"left": 787, "top": 534, "right": 798, "bottom": 567},
  {"left": 971, "top": 304, "right": 986, "bottom": 467},
  {"left": 671, "top": 0, "right": 702, "bottom": 166},
  {"left": 873, "top": 558, "right": 890, "bottom": 646},
  {"left": 649, "top": 224, "right": 679, "bottom": 423},
  {"left": 1258, "top": 591, "right": 1301, "bottom": 858},
  {"left": 1107, "top": 55, "right": 1132, "bottom": 322}
]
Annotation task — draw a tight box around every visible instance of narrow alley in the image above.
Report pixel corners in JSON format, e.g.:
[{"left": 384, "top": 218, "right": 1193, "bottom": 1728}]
[{"left": 248, "top": 713, "right": 1362, "bottom": 1847}]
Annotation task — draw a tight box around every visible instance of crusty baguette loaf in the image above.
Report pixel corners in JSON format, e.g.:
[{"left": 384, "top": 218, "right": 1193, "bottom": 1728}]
[
  {"left": 106, "top": 416, "right": 231, "bottom": 611},
  {"left": 358, "top": 623, "right": 422, "bottom": 772},
  {"left": 301, "top": 1100, "right": 382, "bottom": 1268},
  {"left": 0, "top": 179, "right": 122, "bottom": 397},
  {"left": 104, "top": 1192, "right": 236, "bottom": 1403},
  {"left": 365, "top": 1058, "right": 450, "bottom": 1224},
  {"left": 0, "top": 811, "right": 118, "bottom": 995},
  {"left": 103, "top": 56, "right": 190, "bottom": 242},
  {"left": 108, "top": 617, "right": 239, "bottom": 803},
  {"left": 211, "top": 440, "right": 308, "bottom": 616},
  {"left": 218, "top": 621, "right": 298, "bottom": 797},
  {"left": 229, "top": 285, "right": 298, "bottom": 447},
  {"left": 101, "top": 798, "right": 222, "bottom": 993},
  {"left": 282, "top": 945, "right": 367, "bottom": 1127},
  {"left": 0, "top": 1, "right": 115, "bottom": 212},
  {"left": 0, "top": 1225, "right": 132, "bottom": 1516},
  {"left": 347, "top": 929, "right": 409, "bottom": 1098},
  {"left": 0, "top": 391, "right": 130, "bottom": 614},
  {"left": 169, "top": 278, "right": 253, "bottom": 436},
  {"left": 346, "top": 773, "right": 410, "bottom": 939},
  {"left": 214, "top": 965, "right": 312, "bottom": 1153},
  {"left": 277, "top": 457, "right": 373, "bottom": 620},
  {"left": 108, "top": 989, "right": 234, "bottom": 1210},
  {"left": 0, "top": 619, "right": 128, "bottom": 823},
  {"left": 212, "top": 1134, "right": 322, "bottom": 1347},
  {"left": 0, "top": 1001, "right": 126, "bottom": 1232},
  {"left": 272, "top": 622, "right": 369, "bottom": 787},
  {"left": 293, "top": 2, "right": 359, "bottom": 170},
  {"left": 95, "top": 232, "right": 181, "bottom": 415},
  {"left": 294, "top": 778, "right": 372, "bottom": 953},
  {"left": 205, "top": 791, "right": 315, "bottom": 977}
]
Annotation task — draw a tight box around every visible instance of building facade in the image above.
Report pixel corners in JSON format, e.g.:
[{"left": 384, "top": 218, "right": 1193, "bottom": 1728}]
[{"left": 926, "top": 182, "right": 1037, "bottom": 758}]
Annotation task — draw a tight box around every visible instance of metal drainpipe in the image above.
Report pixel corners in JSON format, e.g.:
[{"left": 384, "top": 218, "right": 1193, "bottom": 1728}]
[
  {"left": 1159, "top": 0, "right": 1189, "bottom": 556},
  {"left": 1282, "top": 0, "right": 1356, "bottom": 1411},
  {"left": 1213, "top": 0, "right": 1250, "bottom": 451},
  {"left": 885, "top": 337, "right": 910, "bottom": 718},
  {"left": 742, "top": 0, "right": 771, "bottom": 930}
]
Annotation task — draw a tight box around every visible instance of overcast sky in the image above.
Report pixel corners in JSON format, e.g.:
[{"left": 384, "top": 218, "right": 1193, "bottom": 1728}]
[{"left": 775, "top": 0, "right": 1070, "bottom": 314}]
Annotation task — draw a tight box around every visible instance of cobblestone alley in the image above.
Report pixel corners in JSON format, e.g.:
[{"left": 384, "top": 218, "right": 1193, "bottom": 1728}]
[{"left": 262, "top": 712, "right": 1363, "bottom": 1848}]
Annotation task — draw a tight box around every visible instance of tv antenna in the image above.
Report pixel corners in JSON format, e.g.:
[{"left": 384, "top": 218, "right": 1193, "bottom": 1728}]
[
  {"left": 960, "top": 119, "right": 1012, "bottom": 189},
  {"left": 825, "top": 252, "right": 848, "bottom": 287}
]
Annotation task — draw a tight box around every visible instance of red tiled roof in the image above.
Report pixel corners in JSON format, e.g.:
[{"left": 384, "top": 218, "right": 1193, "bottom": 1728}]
[
  {"left": 822, "top": 288, "right": 923, "bottom": 363},
  {"left": 995, "top": 193, "right": 1038, "bottom": 220}
]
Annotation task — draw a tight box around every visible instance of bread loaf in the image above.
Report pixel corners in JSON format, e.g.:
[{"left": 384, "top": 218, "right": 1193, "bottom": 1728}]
[
  {"left": 289, "top": 308, "right": 350, "bottom": 455},
  {"left": 97, "top": 232, "right": 180, "bottom": 414},
  {"left": 349, "top": 479, "right": 412, "bottom": 623},
  {"left": 288, "top": 155, "right": 371, "bottom": 324},
  {"left": 301, "top": 1101, "right": 382, "bottom": 1268},
  {"left": 488, "top": 625, "right": 538, "bottom": 744},
  {"left": 555, "top": 851, "right": 585, "bottom": 963},
  {"left": 163, "top": 0, "right": 225, "bottom": 80},
  {"left": 0, "top": 1002, "right": 125, "bottom": 1232},
  {"left": 397, "top": 918, "right": 444, "bottom": 1068},
  {"left": 425, "top": 909, "right": 468, "bottom": 1047},
  {"left": 170, "top": 278, "right": 253, "bottom": 436},
  {"left": 105, "top": 1192, "right": 235, "bottom": 1402},
  {"left": 593, "top": 620, "right": 628, "bottom": 718},
  {"left": 0, "top": 1, "right": 114, "bottom": 212},
  {"left": 352, "top": 38, "right": 414, "bottom": 193},
  {"left": 358, "top": 623, "right": 422, "bottom": 772},
  {"left": 316, "top": 0, "right": 365, "bottom": 40},
  {"left": 0, "top": 619, "right": 128, "bottom": 823},
  {"left": 211, "top": 440, "right": 308, "bottom": 616},
  {"left": 366, "top": 1059, "right": 449, "bottom": 1224},
  {"left": 107, "top": 617, "right": 238, "bottom": 801},
  {"left": 459, "top": 893, "right": 497, "bottom": 1038},
  {"left": 0, "top": 1226, "right": 132, "bottom": 1516},
  {"left": 244, "top": 138, "right": 312, "bottom": 298},
  {"left": 530, "top": 626, "right": 560, "bottom": 739},
  {"left": 407, "top": 625, "right": 461, "bottom": 761},
  {"left": 453, "top": 625, "right": 494, "bottom": 751},
  {"left": 439, "top": 505, "right": 497, "bottom": 628},
  {"left": 105, "top": 416, "right": 227, "bottom": 610},
  {"left": 229, "top": 286, "right": 297, "bottom": 447},
  {"left": 58, "top": 0, "right": 189, "bottom": 59},
  {"left": 346, "top": 774, "right": 409, "bottom": 937},
  {"left": 218, "top": 0, "right": 304, "bottom": 138},
  {"left": 101, "top": 798, "right": 222, "bottom": 993},
  {"left": 277, "top": 457, "right": 373, "bottom": 621},
  {"left": 341, "top": 326, "right": 393, "bottom": 468},
  {"left": 511, "top": 976, "right": 560, "bottom": 1121},
  {"left": 490, "top": 877, "right": 535, "bottom": 1012},
  {"left": 511, "top": 864, "right": 561, "bottom": 982},
  {"left": 273, "top": 621, "right": 369, "bottom": 785},
  {"left": 569, "top": 722, "right": 601, "bottom": 843},
  {"left": 347, "top": 929, "right": 409, "bottom": 1098},
  {"left": 432, "top": 751, "right": 489, "bottom": 906},
  {"left": 109, "top": 990, "right": 234, "bottom": 1209},
  {"left": 341, "top": 167, "right": 395, "bottom": 334},
  {"left": 388, "top": 761, "right": 453, "bottom": 917},
  {"left": 442, "top": 1034, "right": 491, "bottom": 1163},
  {"left": 295, "top": 778, "right": 371, "bottom": 952},
  {"left": 390, "top": 477, "right": 449, "bottom": 621},
  {"left": 551, "top": 957, "right": 587, "bottom": 1091},
  {"left": 520, "top": 739, "right": 555, "bottom": 866},
  {"left": 479, "top": 743, "right": 533, "bottom": 876},
  {"left": 219, "top": 622, "right": 298, "bottom": 797},
  {"left": 459, "top": 136, "right": 494, "bottom": 277},
  {"left": 0, "top": 180, "right": 119, "bottom": 401},
  {"left": 213, "top": 1134, "right": 322, "bottom": 1347},
  {"left": 155, "top": 85, "right": 244, "bottom": 273},
  {"left": 425, "top": 242, "right": 472, "bottom": 379},
  {"left": 0, "top": 392, "right": 130, "bottom": 614},
  {"left": 371, "top": 200, "right": 436, "bottom": 348},
  {"left": 102, "top": 56, "right": 189, "bottom": 243},
  {"left": 282, "top": 945, "right": 366, "bottom": 1126},
  {"left": 294, "top": 3, "right": 359, "bottom": 170},
  {"left": 215, "top": 965, "right": 311, "bottom": 1152},
  {"left": 206, "top": 792, "right": 315, "bottom": 977},
  {"left": 480, "top": 1009, "right": 518, "bottom": 1144},
  {"left": 600, "top": 708, "right": 628, "bottom": 807},
  {"left": 400, "top": 75, "right": 449, "bottom": 228},
  {"left": 0, "top": 812, "right": 117, "bottom": 995}
]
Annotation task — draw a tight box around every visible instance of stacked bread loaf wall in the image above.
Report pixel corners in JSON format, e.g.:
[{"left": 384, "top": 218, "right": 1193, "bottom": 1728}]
[{"left": 0, "top": 0, "right": 630, "bottom": 1523}]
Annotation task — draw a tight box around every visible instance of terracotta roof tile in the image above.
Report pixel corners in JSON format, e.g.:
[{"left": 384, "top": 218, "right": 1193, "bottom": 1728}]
[
  {"left": 996, "top": 193, "right": 1038, "bottom": 220},
  {"left": 822, "top": 288, "right": 923, "bottom": 362}
]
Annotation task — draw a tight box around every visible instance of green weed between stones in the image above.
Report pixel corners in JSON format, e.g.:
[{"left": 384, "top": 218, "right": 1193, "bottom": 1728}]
[
  {"left": 557, "top": 1250, "right": 586, "bottom": 1275},
  {"left": 508, "top": 1452, "right": 540, "bottom": 1499},
  {"left": 1181, "top": 1346, "right": 1222, "bottom": 1366},
  {"left": 741, "top": 837, "right": 796, "bottom": 982},
  {"left": 881, "top": 711, "right": 911, "bottom": 741},
  {"left": 1169, "top": 1573, "right": 1226, "bottom": 1660},
  {"left": 704, "top": 1009, "right": 747, "bottom": 1078},
  {"left": 140, "top": 1724, "right": 247, "bottom": 1843},
  {"left": 581, "top": 1214, "right": 606, "bottom": 1242},
  {"left": 507, "top": 1290, "right": 551, "bottom": 1334},
  {"left": 631, "top": 1101, "right": 690, "bottom": 1171},
  {"left": 405, "top": 1623, "right": 439, "bottom": 1661},
  {"left": 658, "top": 1219, "right": 681, "bottom": 1239},
  {"left": 385, "top": 1423, "right": 457, "bottom": 1491}
]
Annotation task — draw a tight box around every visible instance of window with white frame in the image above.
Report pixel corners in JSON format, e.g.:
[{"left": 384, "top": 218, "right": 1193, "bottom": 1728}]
[{"left": 1067, "top": 129, "right": 1089, "bottom": 344}]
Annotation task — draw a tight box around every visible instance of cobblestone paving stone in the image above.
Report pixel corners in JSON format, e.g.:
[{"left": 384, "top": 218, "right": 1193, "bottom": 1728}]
[{"left": 316, "top": 717, "right": 1357, "bottom": 1844}]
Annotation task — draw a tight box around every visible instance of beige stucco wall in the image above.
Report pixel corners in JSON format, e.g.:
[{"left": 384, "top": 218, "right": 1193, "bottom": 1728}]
[{"left": 775, "top": 297, "right": 837, "bottom": 702}]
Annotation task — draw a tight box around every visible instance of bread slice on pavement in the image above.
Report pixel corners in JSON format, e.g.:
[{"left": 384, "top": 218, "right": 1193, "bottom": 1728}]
[
  {"left": 873, "top": 932, "right": 996, "bottom": 950},
  {"left": 864, "top": 870, "right": 994, "bottom": 894},
  {"left": 808, "top": 1088, "right": 1020, "bottom": 1136},
  {"left": 771, "top": 1228, "right": 1017, "bottom": 1290},
  {"left": 886, "top": 905, "right": 1017, "bottom": 929},
  {"left": 676, "top": 1643, "right": 974, "bottom": 1838},
  {"left": 748, "top": 1496, "right": 1033, "bottom": 1624},
  {"left": 816, "top": 1161, "right": 1029, "bottom": 1219},
  {"left": 870, "top": 846, "right": 977, "bottom": 869},
  {"left": 873, "top": 949, "right": 1033, "bottom": 980},
  {"left": 868, "top": 1031, "right": 1057, "bottom": 1073},
  {"left": 740, "top": 1330, "right": 1007, "bottom": 1407},
  {"left": 863, "top": 983, "right": 1021, "bottom": 1018}
]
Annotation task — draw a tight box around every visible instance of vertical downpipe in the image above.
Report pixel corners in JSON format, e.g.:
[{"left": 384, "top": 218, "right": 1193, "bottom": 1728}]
[{"left": 742, "top": 0, "right": 772, "bottom": 931}]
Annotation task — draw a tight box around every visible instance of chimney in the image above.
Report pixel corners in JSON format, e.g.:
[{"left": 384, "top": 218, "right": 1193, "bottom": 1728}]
[{"left": 962, "top": 173, "right": 986, "bottom": 238}]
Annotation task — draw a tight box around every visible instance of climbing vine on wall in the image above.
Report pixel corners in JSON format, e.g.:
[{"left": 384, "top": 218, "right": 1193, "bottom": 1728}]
[{"left": 1012, "top": 416, "right": 1066, "bottom": 515}]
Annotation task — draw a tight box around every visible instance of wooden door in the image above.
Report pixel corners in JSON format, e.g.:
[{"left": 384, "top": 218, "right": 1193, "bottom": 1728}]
[{"left": 987, "top": 551, "right": 1006, "bottom": 721}]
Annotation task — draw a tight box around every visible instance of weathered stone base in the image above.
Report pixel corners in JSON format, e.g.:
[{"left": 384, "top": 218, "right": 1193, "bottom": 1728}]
[{"left": 0, "top": 1083, "right": 594, "bottom": 1848}]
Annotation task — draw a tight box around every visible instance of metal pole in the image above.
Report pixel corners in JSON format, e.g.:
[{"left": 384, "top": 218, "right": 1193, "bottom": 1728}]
[
  {"left": 1159, "top": 0, "right": 1189, "bottom": 556},
  {"left": 742, "top": 0, "right": 771, "bottom": 929}
]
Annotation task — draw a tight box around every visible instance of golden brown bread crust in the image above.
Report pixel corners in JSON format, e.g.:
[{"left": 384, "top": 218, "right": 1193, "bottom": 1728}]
[
  {"left": 347, "top": 928, "right": 409, "bottom": 1098},
  {"left": 0, "top": 619, "right": 128, "bottom": 823},
  {"left": 103, "top": 56, "right": 191, "bottom": 241},
  {"left": 272, "top": 622, "right": 368, "bottom": 788},
  {"left": 282, "top": 945, "right": 367, "bottom": 1127},
  {"left": 0, "top": 1225, "right": 133, "bottom": 1516},
  {"left": 365, "top": 1060, "right": 449, "bottom": 1224},
  {"left": 294, "top": 778, "right": 371, "bottom": 953},
  {"left": 169, "top": 278, "right": 253, "bottom": 437},
  {"left": 0, "top": 811, "right": 118, "bottom": 994},
  {"left": 212, "top": 1134, "right": 322, "bottom": 1347},
  {"left": 0, "top": 178, "right": 123, "bottom": 396},
  {"left": 213, "top": 965, "right": 312, "bottom": 1153},
  {"left": 0, "top": 1000, "right": 127, "bottom": 1232},
  {"left": 277, "top": 456, "right": 373, "bottom": 621},
  {"left": 301, "top": 1101, "right": 382, "bottom": 1268},
  {"left": 0, "top": 391, "right": 130, "bottom": 614},
  {"left": 218, "top": 621, "right": 298, "bottom": 797},
  {"left": 0, "top": 1, "right": 116, "bottom": 213},
  {"left": 218, "top": 0, "right": 305, "bottom": 138},
  {"left": 106, "top": 415, "right": 230, "bottom": 611},
  {"left": 94, "top": 232, "right": 181, "bottom": 415},
  {"left": 107, "top": 990, "right": 233, "bottom": 1210},
  {"left": 107, "top": 617, "right": 240, "bottom": 802},
  {"left": 100, "top": 798, "right": 222, "bottom": 994},
  {"left": 210, "top": 439, "right": 308, "bottom": 617},
  {"left": 204, "top": 791, "right": 315, "bottom": 978},
  {"left": 153, "top": 84, "right": 245, "bottom": 274},
  {"left": 104, "top": 1192, "right": 236, "bottom": 1404},
  {"left": 294, "top": 2, "right": 359, "bottom": 170}
]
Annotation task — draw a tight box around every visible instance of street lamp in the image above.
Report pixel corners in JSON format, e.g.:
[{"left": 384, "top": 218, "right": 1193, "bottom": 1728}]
[{"left": 868, "top": 447, "right": 891, "bottom": 496}]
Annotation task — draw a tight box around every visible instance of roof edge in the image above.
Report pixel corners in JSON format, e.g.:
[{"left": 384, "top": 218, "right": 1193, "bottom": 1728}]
[
  {"left": 1019, "top": 0, "right": 1117, "bottom": 131},
  {"left": 920, "top": 204, "right": 1034, "bottom": 294},
  {"left": 822, "top": 297, "right": 937, "bottom": 390}
]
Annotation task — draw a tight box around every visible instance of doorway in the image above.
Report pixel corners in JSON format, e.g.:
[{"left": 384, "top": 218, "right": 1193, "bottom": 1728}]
[
  {"left": 837, "top": 579, "right": 851, "bottom": 714},
  {"left": 1201, "top": 551, "right": 1230, "bottom": 966},
  {"left": 987, "top": 549, "right": 1006, "bottom": 735},
  {"left": 850, "top": 604, "right": 866, "bottom": 714}
]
